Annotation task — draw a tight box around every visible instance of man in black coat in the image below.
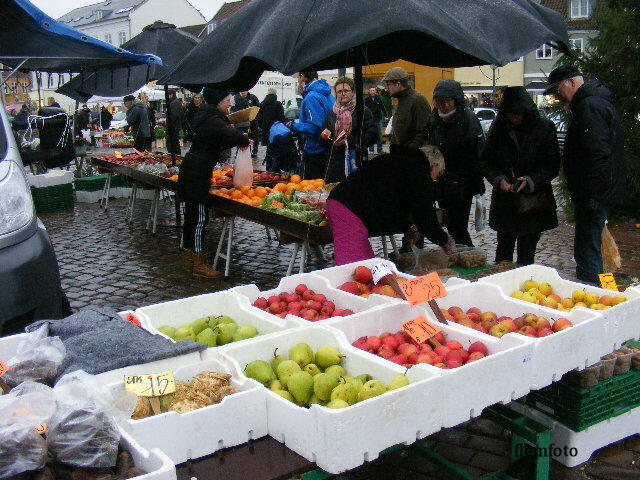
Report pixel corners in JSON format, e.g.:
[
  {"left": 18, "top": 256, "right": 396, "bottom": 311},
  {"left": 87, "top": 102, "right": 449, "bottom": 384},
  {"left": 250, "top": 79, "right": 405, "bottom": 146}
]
[
  {"left": 166, "top": 89, "right": 185, "bottom": 156},
  {"left": 100, "top": 106, "right": 113, "bottom": 130},
  {"left": 364, "top": 86, "right": 387, "bottom": 154},
  {"left": 257, "top": 89, "right": 286, "bottom": 171},
  {"left": 545, "top": 66, "right": 630, "bottom": 284}
]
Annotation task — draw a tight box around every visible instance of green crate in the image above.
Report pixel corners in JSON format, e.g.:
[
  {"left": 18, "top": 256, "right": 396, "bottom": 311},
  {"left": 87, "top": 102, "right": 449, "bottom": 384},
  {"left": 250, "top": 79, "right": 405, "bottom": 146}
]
[
  {"left": 30, "top": 183, "right": 73, "bottom": 199},
  {"left": 74, "top": 174, "right": 110, "bottom": 192},
  {"left": 33, "top": 195, "right": 74, "bottom": 214}
]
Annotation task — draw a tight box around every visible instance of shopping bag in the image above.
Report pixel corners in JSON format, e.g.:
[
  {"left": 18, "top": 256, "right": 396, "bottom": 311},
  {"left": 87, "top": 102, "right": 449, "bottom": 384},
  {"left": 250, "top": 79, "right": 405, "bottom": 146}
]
[
  {"left": 384, "top": 116, "right": 394, "bottom": 136},
  {"left": 601, "top": 225, "right": 621, "bottom": 272},
  {"left": 233, "top": 145, "right": 254, "bottom": 188},
  {"left": 474, "top": 194, "right": 487, "bottom": 232}
]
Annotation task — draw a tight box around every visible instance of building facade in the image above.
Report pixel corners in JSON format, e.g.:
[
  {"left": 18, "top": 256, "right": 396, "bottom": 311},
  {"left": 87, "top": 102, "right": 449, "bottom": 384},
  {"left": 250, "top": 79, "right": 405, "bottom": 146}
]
[{"left": 454, "top": 60, "right": 524, "bottom": 105}]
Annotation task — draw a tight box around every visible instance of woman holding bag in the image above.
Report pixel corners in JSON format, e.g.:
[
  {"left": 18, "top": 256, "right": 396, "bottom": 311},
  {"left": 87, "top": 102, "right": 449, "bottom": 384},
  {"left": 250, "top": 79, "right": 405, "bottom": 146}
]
[
  {"left": 479, "top": 86, "right": 560, "bottom": 265},
  {"left": 178, "top": 87, "right": 250, "bottom": 278}
]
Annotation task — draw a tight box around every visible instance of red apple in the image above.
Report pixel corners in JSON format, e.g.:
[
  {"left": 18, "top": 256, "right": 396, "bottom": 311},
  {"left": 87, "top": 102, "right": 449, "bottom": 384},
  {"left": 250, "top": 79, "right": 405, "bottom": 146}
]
[
  {"left": 448, "top": 306, "right": 463, "bottom": 316},
  {"left": 398, "top": 343, "right": 419, "bottom": 358},
  {"left": 499, "top": 319, "right": 518, "bottom": 333},
  {"left": 337, "top": 281, "right": 360, "bottom": 295},
  {"left": 537, "top": 327, "right": 553, "bottom": 337},
  {"left": 417, "top": 352, "right": 435, "bottom": 364},
  {"left": 480, "top": 311, "right": 498, "bottom": 322},
  {"left": 305, "top": 300, "right": 322, "bottom": 311},
  {"left": 445, "top": 359, "right": 463, "bottom": 369},
  {"left": 434, "top": 345, "right": 450, "bottom": 357},
  {"left": 295, "top": 284, "right": 308, "bottom": 295},
  {"left": 341, "top": 309, "right": 355, "bottom": 315},
  {"left": 407, "top": 353, "right": 419, "bottom": 364},
  {"left": 285, "top": 293, "right": 300, "bottom": 304},
  {"left": 459, "top": 350, "right": 470, "bottom": 363},
  {"left": 467, "top": 307, "right": 482, "bottom": 315},
  {"left": 288, "top": 301, "right": 302, "bottom": 312},
  {"left": 482, "top": 317, "right": 500, "bottom": 331},
  {"left": 312, "top": 293, "right": 327, "bottom": 304},
  {"left": 267, "top": 296, "right": 280, "bottom": 305},
  {"left": 467, "top": 312, "right": 481, "bottom": 323},
  {"left": 532, "top": 317, "right": 551, "bottom": 331},
  {"left": 552, "top": 318, "right": 573, "bottom": 332},
  {"left": 434, "top": 332, "right": 446, "bottom": 344},
  {"left": 302, "top": 289, "right": 316, "bottom": 301},
  {"left": 382, "top": 335, "right": 399, "bottom": 350},
  {"left": 379, "top": 332, "right": 392, "bottom": 339},
  {"left": 353, "top": 266, "right": 373, "bottom": 283},
  {"left": 468, "top": 342, "right": 488, "bottom": 355},
  {"left": 279, "top": 292, "right": 289, "bottom": 300},
  {"left": 445, "top": 340, "right": 463, "bottom": 350},
  {"left": 518, "top": 326, "right": 538, "bottom": 337},
  {"left": 522, "top": 313, "right": 538, "bottom": 327},
  {"left": 377, "top": 345, "right": 395, "bottom": 359},
  {"left": 365, "top": 336, "right": 382, "bottom": 351},
  {"left": 269, "top": 303, "right": 283, "bottom": 314},
  {"left": 466, "top": 352, "right": 486, "bottom": 363},
  {"left": 389, "top": 354, "right": 406, "bottom": 365},
  {"left": 302, "top": 310, "right": 318, "bottom": 321},
  {"left": 489, "top": 323, "right": 510, "bottom": 338},
  {"left": 445, "top": 350, "right": 464, "bottom": 363},
  {"left": 253, "top": 297, "right": 268, "bottom": 309},
  {"left": 514, "top": 316, "right": 525, "bottom": 329}
]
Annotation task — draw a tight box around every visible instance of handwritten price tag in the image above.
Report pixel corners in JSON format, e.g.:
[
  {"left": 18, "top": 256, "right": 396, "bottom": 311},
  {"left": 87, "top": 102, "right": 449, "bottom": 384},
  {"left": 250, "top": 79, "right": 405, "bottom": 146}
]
[
  {"left": 371, "top": 261, "right": 397, "bottom": 285},
  {"left": 399, "top": 272, "right": 447, "bottom": 306},
  {"left": 35, "top": 423, "right": 47, "bottom": 435},
  {"left": 123, "top": 313, "right": 141, "bottom": 327},
  {"left": 124, "top": 371, "right": 176, "bottom": 397},
  {"left": 599, "top": 273, "right": 619, "bottom": 292},
  {"left": 0, "top": 359, "right": 9, "bottom": 377},
  {"left": 402, "top": 316, "right": 442, "bottom": 344}
]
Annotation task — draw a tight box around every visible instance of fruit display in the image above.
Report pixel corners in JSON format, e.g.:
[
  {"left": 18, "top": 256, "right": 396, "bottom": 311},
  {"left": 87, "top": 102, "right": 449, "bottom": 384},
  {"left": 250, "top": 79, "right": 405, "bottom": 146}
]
[
  {"left": 259, "top": 191, "right": 326, "bottom": 224},
  {"left": 209, "top": 165, "right": 289, "bottom": 186},
  {"left": 336, "top": 265, "right": 408, "bottom": 299},
  {"left": 131, "top": 371, "right": 239, "bottom": 418},
  {"left": 250, "top": 283, "right": 355, "bottom": 321},
  {"left": 243, "top": 342, "right": 410, "bottom": 408},
  {"left": 442, "top": 306, "right": 573, "bottom": 338},
  {"left": 510, "top": 279, "right": 628, "bottom": 312},
  {"left": 352, "top": 330, "right": 490, "bottom": 369},
  {"left": 97, "top": 151, "right": 183, "bottom": 168},
  {"left": 156, "top": 314, "right": 259, "bottom": 346}
]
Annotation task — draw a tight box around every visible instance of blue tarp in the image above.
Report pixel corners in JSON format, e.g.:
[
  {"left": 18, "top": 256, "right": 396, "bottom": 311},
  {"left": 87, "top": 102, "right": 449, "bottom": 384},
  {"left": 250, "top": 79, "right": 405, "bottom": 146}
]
[{"left": 0, "top": 0, "right": 162, "bottom": 72}]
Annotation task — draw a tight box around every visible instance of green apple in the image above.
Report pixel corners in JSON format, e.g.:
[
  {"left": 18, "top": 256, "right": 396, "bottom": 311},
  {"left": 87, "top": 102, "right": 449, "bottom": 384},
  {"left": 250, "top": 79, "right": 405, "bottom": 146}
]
[
  {"left": 522, "top": 279, "right": 538, "bottom": 291},
  {"left": 271, "top": 353, "right": 287, "bottom": 372},
  {"left": 584, "top": 293, "right": 598, "bottom": 306},
  {"left": 273, "top": 389, "right": 295, "bottom": 402},
  {"left": 572, "top": 289, "right": 586, "bottom": 303},
  {"left": 217, "top": 315, "right": 236, "bottom": 325},
  {"left": 269, "top": 379, "right": 284, "bottom": 391},
  {"left": 325, "top": 399, "right": 349, "bottom": 409}
]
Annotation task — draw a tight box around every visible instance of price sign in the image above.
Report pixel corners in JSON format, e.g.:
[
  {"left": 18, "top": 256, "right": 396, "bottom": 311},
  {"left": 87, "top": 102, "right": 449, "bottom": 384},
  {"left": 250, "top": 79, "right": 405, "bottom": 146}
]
[
  {"left": 599, "top": 273, "right": 619, "bottom": 292},
  {"left": 0, "top": 359, "right": 9, "bottom": 377},
  {"left": 123, "top": 313, "right": 141, "bottom": 327},
  {"left": 399, "top": 272, "right": 447, "bottom": 306},
  {"left": 35, "top": 423, "right": 47, "bottom": 435},
  {"left": 402, "top": 316, "right": 442, "bottom": 344},
  {"left": 371, "top": 261, "right": 398, "bottom": 285},
  {"left": 124, "top": 371, "right": 176, "bottom": 397}
]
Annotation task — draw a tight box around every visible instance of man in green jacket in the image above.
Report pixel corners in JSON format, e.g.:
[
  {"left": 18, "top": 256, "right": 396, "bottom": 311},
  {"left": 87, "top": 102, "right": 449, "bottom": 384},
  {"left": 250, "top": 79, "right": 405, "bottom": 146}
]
[{"left": 383, "top": 67, "right": 430, "bottom": 150}]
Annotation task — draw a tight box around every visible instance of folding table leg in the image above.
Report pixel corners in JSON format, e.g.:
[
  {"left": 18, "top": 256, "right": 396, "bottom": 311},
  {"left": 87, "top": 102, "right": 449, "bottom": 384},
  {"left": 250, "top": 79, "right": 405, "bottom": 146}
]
[
  {"left": 381, "top": 236, "right": 389, "bottom": 259},
  {"left": 298, "top": 241, "right": 309, "bottom": 273},
  {"left": 389, "top": 234, "right": 400, "bottom": 257},
  {"left": 213, "top": 218, "right": 229, "bottom": 270},
  {"left": 265, "top": 227, "right": 272, "bottom": 240},
  {"left": 224, "top": 217, "right": 234, "bottom": 277},
  {"left": 100, "top": 174, "right": 112, "bottom": 210},
  {"left": 286, "top": 242, "right": 301, "bottom": 276},
  {"left": 213, "top": 216, "right": 235, "bottom": 277},
  {"left": 126, "top": 183, "right": 138, "bottom": 223},
  {"left": 152, "top": 192, "right": 160, "bottom": 235},
  {"left": 146, "top": 189, "right": 159, "bottom": 232}
]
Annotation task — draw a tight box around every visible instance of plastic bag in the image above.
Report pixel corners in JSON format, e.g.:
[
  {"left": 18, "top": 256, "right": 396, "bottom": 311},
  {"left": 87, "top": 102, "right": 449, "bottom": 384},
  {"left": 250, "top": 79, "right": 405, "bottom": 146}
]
[
  {"left": 602, "top": 225, "right": 622, "bottom": 272},
  {"left": 384, "top": 116, "right": 394, "bottom": 135},
  {"left": 233, "top": 145, "right": 253, "bottom": 188},
  {"left": 269, "top": 121, "right": 292, "bottom": 144},
  {"left": 474, "top": 194, "right": 487, "bottom": 232},
  {"left": 0, "top": 382, "right": 56, "bottom": 478},
  {"left": 48, "top": 370, "right": 131, "bottom": 468},
  {"left": 4, "top": 325, "right": 66, "bottom": 388}
]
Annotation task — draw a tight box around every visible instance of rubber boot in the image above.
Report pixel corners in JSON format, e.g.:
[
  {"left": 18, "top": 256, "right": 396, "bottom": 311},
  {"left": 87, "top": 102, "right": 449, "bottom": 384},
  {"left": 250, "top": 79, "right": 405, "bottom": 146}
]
[
  {"left": 192, "top": 252, "right": 221, "bottom": 278},
  {"left": 182, "top": 249, "right": 194, "bottom": 272}
]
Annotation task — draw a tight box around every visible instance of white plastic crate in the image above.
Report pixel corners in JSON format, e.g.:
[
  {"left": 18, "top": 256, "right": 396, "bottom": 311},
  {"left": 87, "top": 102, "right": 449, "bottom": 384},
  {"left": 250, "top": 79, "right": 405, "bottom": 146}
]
[
  {"left": 135, "top": 290, "right": 296, "bottom": 344},
  {"left": 120, "top": 429, "right": 176, "bottom": 480},
  {"left": 325, "top": 303, "right": 535, "bottom": 427},
  {"left": 75, "top": 189, "right": 103, "bottom": 203},
  {"left": 27, "top": 170, "right": 74, "bottom": 187},
  {"left": 479, "top": 265, "right": 640, "bottom": 346},
  {"left": 112, "top": 358, "right": 267, "bottom": 464},
  {"left": 0, "top": 332, "right": 30, "bottom": 360},
  {"left": 435, "top": 282, "right": 611, "bottom": 390},
  {"left": 511, "top": 402, "right": 640, "bottom": 467},
  {"left": 219, "top": 325, "right": 445, "bottom": 474},
  {"left": 231, "top": 272, "right": 389, "bottom": 326},
  {"left": 96, "top": 352, "right": 203, "bottom": 385}
]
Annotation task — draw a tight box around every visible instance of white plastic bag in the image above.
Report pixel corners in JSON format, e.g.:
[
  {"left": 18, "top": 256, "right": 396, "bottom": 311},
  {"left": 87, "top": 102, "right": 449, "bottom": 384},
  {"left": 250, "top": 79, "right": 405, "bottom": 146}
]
[
  {"left": 384, "top": 116, "right": 394, "bottom": 135},
  {"left": 233, "top": 144, "right": 254, "bottom": 188},
  {"left": 474, "top": 194, "right": 487, "bottom": 232}
]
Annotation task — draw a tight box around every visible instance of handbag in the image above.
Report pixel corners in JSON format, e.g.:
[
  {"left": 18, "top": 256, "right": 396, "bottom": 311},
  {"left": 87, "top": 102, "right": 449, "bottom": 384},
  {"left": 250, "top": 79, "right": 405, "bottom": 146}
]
[{"left": 514, "top": 187, "right": 556, "bottom": 215}]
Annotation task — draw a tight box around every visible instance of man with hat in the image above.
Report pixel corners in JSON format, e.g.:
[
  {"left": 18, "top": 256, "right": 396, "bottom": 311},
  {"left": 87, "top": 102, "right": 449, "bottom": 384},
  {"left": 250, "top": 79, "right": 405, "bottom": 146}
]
[
  {"left": 178, "top": 87, "right": 250, "bottom": 278},
  {"left": 545, "top": 65, "right": 629, "bottom": 284},
  {"left": 124, "top": 94, "right": 150, "bottom": 151},
  {"left": 382, "top": 67, "right": 430, "bottom": 150}
]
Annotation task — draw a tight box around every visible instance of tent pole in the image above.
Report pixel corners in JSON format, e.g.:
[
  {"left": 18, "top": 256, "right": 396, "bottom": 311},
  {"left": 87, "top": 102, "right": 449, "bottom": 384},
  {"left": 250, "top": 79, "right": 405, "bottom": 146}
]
[
  {"left": 354, "top": 60, "right": 364, "bottom": 165},
  {"left": 164, "top": 84, "right": 176, "bottom": 167},
  {"left": 36, "top": 72, "right": 42, "bottom": 108}
]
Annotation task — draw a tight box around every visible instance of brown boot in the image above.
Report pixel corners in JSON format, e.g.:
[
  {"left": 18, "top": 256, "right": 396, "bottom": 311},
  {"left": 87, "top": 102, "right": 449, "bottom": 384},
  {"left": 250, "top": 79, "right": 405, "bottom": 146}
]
[
  {"left": 192, "top": 252, "right": 222, "bottom": 278},
  {"left": 182, "top": 249, "right": 194, "bottom": 272}
]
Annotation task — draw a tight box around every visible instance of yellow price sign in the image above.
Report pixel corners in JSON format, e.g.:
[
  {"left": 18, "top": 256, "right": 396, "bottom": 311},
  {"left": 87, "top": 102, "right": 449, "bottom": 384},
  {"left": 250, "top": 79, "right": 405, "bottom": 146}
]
[
  {"left": 599, "top": 273, "right": 619, "bottom": 292},
  {"left": 124, "top": 370, "right": 176, "bottom": 397}
]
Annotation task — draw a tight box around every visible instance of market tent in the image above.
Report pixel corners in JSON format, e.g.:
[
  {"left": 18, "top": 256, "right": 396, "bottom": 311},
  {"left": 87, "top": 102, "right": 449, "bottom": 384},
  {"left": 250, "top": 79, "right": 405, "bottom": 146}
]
[
  {"left": 158, "top": 0, "right": 569, "bottom": 91},
  {"left": 57, "top": 21, "right": 199, "bottom": 102},
  {"left": 0, "top": 0, "right": 161, "bottom": 73}
]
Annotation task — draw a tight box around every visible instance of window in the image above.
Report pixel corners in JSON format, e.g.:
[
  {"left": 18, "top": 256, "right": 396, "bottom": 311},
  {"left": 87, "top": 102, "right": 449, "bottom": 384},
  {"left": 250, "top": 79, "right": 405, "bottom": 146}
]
[
  {"left": 571, "top": 0, "right": 591, "bottom": 19},
  {"left": 118, "top": 31, "right": 127, "bottom": 46},
  {"left": 569, "top": 38, "right": 585, "bottom": 53},
  {"left": 94, "top": 11, "right": 102, "bottom": 20},
  {"left": 21, "top": 82, "right": 29, "bottom": 94},
  {"left": 104, "top": 33, "right": 112, "bottom": 44},
  {"left": 536, "top": 44, "right": 553, "bottom": 59}
]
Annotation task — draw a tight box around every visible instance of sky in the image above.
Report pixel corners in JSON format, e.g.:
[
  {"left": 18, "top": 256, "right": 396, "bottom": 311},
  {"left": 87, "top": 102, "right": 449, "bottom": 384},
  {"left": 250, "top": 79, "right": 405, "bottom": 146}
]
[{"left": 30, "top": 0, "right": 226, "bottom": 21}]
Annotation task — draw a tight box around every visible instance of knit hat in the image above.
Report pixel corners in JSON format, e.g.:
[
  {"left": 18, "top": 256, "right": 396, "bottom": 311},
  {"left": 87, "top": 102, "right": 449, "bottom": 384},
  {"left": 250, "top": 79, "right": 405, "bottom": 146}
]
[
  {"left": 123, "top": 95, "right": 135, "bottom": 102},
  {"left": 433, "top": 79, "right": 465, "bottom": 106},
  {"left": 202, "top": 87, "right": 230, "bottom": 106}
]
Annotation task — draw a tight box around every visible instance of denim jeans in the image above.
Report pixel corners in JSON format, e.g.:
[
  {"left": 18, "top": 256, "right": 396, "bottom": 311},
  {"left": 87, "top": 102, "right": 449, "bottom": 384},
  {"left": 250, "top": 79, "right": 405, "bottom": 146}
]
[
  {"left": 573, "top": 200, "right": 609, "bottom": 285},
  {"left": 368, "top": 120, "right": 383, "bottom": 153}
]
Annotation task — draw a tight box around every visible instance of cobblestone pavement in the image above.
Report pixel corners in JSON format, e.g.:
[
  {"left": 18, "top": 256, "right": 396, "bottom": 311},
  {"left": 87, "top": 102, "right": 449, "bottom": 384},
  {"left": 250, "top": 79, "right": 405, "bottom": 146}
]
[{"left": 37, "top": 145, "right": 639, "bottom": 479}]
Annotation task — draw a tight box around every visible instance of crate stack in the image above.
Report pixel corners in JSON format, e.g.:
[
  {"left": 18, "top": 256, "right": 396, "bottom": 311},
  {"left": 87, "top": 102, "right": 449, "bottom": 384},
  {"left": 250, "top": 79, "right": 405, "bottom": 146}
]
[
  {"left": 75, "top": 173, "right": 133, "bottom": 202},
  {"left": 28, "top": 170, "right": 75, "bottom": 214}
]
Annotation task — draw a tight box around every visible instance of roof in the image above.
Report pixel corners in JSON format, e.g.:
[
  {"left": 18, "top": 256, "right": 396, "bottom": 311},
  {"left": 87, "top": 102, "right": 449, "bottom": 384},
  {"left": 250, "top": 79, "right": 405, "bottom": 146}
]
[
  {"left": 211, "top": 0, "right": 254, "bottom": 22},
  {"left": 58, "top": 0, "right": 145, "bottom": 27},
  {"left": 179, "top": 23, "right": 207, "bottom": 38},
  {"left": 541, "top": 0, "right": 598, "bottom": 30}
]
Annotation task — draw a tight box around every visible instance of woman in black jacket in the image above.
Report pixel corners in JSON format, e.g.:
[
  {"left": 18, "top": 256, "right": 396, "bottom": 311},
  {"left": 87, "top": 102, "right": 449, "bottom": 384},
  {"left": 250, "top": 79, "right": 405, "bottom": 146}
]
[
  {"left": 426, "top": 79, "right": 485, "bottom": 247},
  {"left": 178, "top": 88, "right": 250, "bottom": 278},
  {"left": 257, "top": 89, "right": 286, "bottom": 171},
  {"left": 479, "top": 86, "right": 560, "bottom": 265},
  {"left": 319, "top": 77, "right": 377, "bottom": 183},
  {"left": 184, "top": 94, "right": 204, "bottom": 142}
]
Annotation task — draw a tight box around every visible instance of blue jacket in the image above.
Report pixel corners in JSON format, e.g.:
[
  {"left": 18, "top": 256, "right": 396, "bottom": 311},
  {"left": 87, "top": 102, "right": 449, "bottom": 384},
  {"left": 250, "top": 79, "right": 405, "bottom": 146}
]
[{"left": 291, "top": 79, "right": 334, "bottom": 154}]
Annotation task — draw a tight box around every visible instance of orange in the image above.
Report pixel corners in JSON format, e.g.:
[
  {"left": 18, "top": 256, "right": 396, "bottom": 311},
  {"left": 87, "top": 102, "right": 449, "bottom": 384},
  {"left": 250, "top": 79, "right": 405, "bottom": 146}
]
[
  {"left": 255, "top": 186, "right": 268, "bottom": 198},
  {"left": 231, "top": 190, "right": 243, "bottom": 200},
  {"left": 240, "top": 185, "right": 251, "bottom": 194},
  {"left": 290, "top": 174, "right": 302, "bottom": 184},
  {"left": 275, "top": 182, "right": 287, "bottom": 192},
  {"left": 313, "top": 179, "right": 325, "bottom": 188}
]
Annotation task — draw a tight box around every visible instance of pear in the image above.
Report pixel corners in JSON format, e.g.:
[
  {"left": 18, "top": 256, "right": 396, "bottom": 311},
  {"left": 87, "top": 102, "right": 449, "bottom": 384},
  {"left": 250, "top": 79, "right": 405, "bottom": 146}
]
[
  {"left": 276, "top": 360, "right": 301, "bottom": 388},
  {"left": 216, "top": 323, "right": 239, "bottom": 345},
  {"left": 174, "top": 326, "right": 195, "bottom": 341},
  {"left": 273, "top": 389, "right": 295, "bottom": 403},
  {"left": 357, "top": 380, "right": 387, "bottom": 402},
  {"left": 289, "top": 343, "right": 314, "bottom": 368},
  {"left": 217, "top": 315, "right": 236, "bottom": 325},
  {"left": 271, "top": 353, "right": 287, "bottom": 372},
  {"left": 244, "top": 360, "right": 275, "bottom": 386},
  {"left": 325, "top": 399, "right": 349, "bottom": 409},
  {"left": 324, "top": 365, "right": 347, "bottom": 378},
  {"left": 387, "top": 374, "right": 410, "bottom": 391},
  {"left": 313, "top": 372, "right": 340, "bottom": 401},
  {"left": 315, "top": 345, "right": 342, "bottom": 369},
  {"left": 206, "top": 316, "right": 220, "bottom": 329},
  {"left": 157, "top": 326, "right": 176, "bottom": 339},
  {"left": 343, "top": 377, "right": 364, "bottom": 405},
  {"left": 303, "top": 364, "right": 322, "bottom": 376},
  {"left": 330, "top": 383, "right": 348, "bottom": 403},
  {"left": 287, "top": 371, "right": 314, "bottom": 405},
  {"left": 356, "top": 374, "right": 373, "bottom": 384},
  {"left": 191, "top": 317, "right": 209, "bottom": 336},
  {"left": 269, "top": 380, "right": 284, "bottom": 391},
  {"left": 308, "top": 393, "right": 324, "bottom": 405},
  {"left": 195, "top": 327, "right": 218, "bottom": 347},
  {"left": 235, "top": 324, "right": 258, "bottom": 340}
]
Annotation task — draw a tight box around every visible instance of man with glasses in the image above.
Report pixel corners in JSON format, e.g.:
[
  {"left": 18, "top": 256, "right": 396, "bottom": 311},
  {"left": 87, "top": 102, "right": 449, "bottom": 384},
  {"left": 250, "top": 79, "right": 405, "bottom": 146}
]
[{"left": 544, "top": 65, "right": 629, "bottom": 285}]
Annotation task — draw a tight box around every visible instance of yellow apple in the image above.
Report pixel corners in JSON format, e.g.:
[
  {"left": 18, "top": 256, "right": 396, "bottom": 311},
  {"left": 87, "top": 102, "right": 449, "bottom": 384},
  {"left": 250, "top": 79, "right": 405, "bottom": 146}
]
[
  {"left": 522, "top": 279, "right": 539, "bottom": 291},
  {"left": 584, "top": 293, "right": 598, "bottom": 306},
  {"left": 572, "top": 289, "right": 586, "bottom": 303},
  {"left": 574, "top": 301, "right": 588, "bottom": 308},
  {"left": 561, "top": 298, "right": 575, "bottom": 309},
  {"left": 612, "top": 295, "right": 627, "bottom": 306},
  {"left": 542, "top": 297, "right": 558, "bottom": 309},
  {"left": 511, "top": 291, "right": 525, "bottom": 300},
  {"left": 538, "top": 282, "right": 553, "bottom": 296}
]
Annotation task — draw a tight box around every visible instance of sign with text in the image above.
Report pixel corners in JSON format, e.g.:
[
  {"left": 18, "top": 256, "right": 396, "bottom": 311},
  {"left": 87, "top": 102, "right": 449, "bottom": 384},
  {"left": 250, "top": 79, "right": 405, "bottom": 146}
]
[
  {"left": 371, "top": 260, "right": 398, "bottom": 285},
  {"left": 402, "top": 315, "right": 442, "bottom": 344},
  {"left": 598, "top": 273, "right": 619, "bottom": 292},
  {"left": 0, "top": 359, "right": 9, "bottom": 377},
  {"left": 399, "top": 272, "right": 447, "bottom": 306},
  {"left": 124, "top": 371, "right": 176, "bottom": 397}
]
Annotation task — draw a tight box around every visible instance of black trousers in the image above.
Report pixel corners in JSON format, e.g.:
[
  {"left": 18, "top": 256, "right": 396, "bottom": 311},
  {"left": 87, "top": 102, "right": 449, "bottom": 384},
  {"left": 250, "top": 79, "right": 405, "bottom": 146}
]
[
  {"left": 302, "top": 152, "right": 328, "bottom": 180},
  {"left": 495, "top": 231, "right": 542, "bottom": 265},
  {"left": 133, "top": 135, "right": 148, "bottom": 152},
  {"left": 183, "top": 201, "right": 209, "bottom": 253},
  {"left": 444, "top": 195, "right": 474, "bottom": 247}
]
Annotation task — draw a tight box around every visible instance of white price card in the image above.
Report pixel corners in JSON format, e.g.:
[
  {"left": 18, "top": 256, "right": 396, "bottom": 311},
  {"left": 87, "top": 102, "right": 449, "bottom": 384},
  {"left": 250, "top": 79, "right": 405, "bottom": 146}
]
[{"left": 371, "top": 260, "right": 398, "bottom": 285}]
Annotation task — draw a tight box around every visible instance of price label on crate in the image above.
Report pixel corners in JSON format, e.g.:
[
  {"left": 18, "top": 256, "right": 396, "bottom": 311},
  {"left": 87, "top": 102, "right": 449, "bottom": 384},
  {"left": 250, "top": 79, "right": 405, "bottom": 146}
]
[
  {"left": 124, "top": 371, "right": 176, "bottom": 397},
  {"left": 402, "top": 316, "right": 442, "bottom": 344},
  {"left": 123, "top": 312, "right": 141, "bottom": 327},
  {"left": 399, "top": 272, "right": 447, "bottom": 306},
  {"left": 0, "top": 359, "right": 9, "bottom": 377},
  {"left": 598, "top": 273, "right": 619, "bottom": 292},
  {"left": 34, "top": 423, "right": 47, "bottom": 435},
  {"left": 371, "top": 260, "right": 398, "bottom": 285}
]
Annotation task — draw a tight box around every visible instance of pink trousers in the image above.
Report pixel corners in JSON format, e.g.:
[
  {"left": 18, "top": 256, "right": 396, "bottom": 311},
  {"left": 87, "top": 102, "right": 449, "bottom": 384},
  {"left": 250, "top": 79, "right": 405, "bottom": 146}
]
[{"left": 326, "top": 199, "right": 375, "bottom": 265}]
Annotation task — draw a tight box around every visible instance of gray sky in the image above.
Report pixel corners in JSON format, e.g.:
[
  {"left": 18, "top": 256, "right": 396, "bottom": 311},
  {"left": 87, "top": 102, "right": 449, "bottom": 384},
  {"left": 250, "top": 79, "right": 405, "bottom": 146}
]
[{"left": 30, "top": 0, "right": 226, "bottom": 21}]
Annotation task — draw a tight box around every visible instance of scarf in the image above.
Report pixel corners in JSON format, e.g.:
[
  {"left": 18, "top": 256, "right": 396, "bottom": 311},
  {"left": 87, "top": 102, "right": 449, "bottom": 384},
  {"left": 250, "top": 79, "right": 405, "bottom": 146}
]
[
  {"left": 438, "top": 107, "right": 457, "bottom": 122},
  {"left": 333, "top": 99, "right": 356, "bottom": 139}
]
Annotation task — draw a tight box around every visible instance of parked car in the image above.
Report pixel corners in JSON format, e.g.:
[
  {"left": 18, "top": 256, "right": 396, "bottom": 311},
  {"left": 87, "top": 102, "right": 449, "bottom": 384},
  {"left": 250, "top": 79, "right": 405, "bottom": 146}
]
[
  {"left": 0, "top": 106, "right": 67, "bottom": 335},
  {"left": 542, "top": 111, "right": 567, "bottom": 133},
  {"left": 110, "top": 111, "right": 128, "bottom": 130},
  {"left": 473, "top": 107, "right": 497, "bottom": 135}
]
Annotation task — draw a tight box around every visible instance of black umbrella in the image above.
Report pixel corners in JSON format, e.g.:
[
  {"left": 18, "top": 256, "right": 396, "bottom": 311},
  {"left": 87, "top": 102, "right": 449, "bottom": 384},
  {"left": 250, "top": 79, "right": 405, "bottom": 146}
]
[{"left": 57, "top": 21, "right": 200, "bottom": 102}]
